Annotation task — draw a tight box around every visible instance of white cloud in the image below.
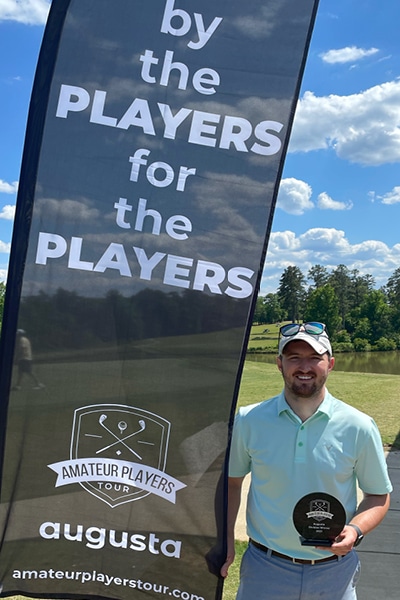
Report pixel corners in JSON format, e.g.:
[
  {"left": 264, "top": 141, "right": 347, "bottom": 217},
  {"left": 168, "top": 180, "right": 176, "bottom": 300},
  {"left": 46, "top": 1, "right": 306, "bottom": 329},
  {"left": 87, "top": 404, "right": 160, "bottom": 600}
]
[
  {"left": 268, "top": 230, "right": 298, "bottom": 250},
  {"left": 320, "top": 46, "right": 379, "bottom": 64},
  {"left": 276, "top": 178, "right": 314, "bottom": 215},
  {"left": 298, "top": 228, "right": 350, "bottom": 254},
  {"left": 378, "top": 186, "right": 400, "bottom": 205},
  {"left": 276, "top": 181, "right": 353, "bottom": 215},
  {"left": 36, "top": 197, "right": 100, "bottom": 221},
  {"left": 289, "top": 80, "right": 400, "bottom": 166},
  {"left": 317, "top": 192, "right": 353, "bottom": 211},
  {"left": 0, "top": 0, "right": 50, "bottom": 25},
  {"left": 0, "top": 205, "right": 16, "bottom": 220},
  {"left": 0, "top": 180, "right": 18, "bottom": 194},
  {"left": 260, "top": 227, "right": 400, "bottom": 294},
  {"left": 232, "top": 3, "right": 284, "bottom": 39},
  {"left": 0, "top": 241, "right": 11, "bottom": 254}
]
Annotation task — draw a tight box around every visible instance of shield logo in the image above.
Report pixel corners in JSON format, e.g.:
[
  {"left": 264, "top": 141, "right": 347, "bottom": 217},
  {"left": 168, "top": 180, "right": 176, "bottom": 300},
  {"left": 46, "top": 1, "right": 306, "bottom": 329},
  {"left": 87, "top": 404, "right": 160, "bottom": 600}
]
[
  {"left": 71, "top": 404, "right": 171, "bottom": 507},
  {"left": 309, "top": 499, "right": 331, "bottom": 522}
]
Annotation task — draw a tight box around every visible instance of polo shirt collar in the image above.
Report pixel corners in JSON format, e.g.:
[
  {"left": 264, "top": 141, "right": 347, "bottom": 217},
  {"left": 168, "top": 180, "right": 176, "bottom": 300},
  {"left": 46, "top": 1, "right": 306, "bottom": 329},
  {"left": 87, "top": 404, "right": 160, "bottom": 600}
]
[{"left": 277, "top": 389, "right": 335, "bottom": 419}]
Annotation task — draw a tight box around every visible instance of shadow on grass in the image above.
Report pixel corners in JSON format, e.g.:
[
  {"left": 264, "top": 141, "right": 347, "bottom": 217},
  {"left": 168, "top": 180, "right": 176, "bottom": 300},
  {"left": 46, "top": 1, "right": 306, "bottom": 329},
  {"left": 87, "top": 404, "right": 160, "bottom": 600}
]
[{"left": 390, "top": 429, "right": 400, "bottom": 450}]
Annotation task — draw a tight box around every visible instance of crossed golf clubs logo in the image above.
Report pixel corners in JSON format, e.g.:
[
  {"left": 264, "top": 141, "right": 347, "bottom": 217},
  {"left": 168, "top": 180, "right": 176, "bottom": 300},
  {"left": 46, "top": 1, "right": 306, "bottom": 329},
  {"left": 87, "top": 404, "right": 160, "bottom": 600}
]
[
  {"left": 64, "top": 404, "right": 174, "bottom": 507},
  {"left": 313, "top": 500, "right": 329, "bottom": 511},
  {"left": 95, "top": 414, "right": 148, "bottom": 461},
  {"left": 309, "top": 499, "right": 330, "bottom": 521}
]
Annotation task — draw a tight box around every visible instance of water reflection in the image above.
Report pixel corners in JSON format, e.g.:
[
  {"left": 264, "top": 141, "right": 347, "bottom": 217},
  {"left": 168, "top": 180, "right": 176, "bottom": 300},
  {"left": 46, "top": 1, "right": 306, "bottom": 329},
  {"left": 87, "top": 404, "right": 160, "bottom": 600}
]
[{"left": 247, "top": 351, "right": 400, "bottom": 375}]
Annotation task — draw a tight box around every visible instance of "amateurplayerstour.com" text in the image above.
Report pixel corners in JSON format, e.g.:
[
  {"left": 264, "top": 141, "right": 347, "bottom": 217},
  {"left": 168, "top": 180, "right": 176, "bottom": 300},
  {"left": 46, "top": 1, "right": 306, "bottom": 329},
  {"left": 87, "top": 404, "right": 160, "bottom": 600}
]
[{"left": 12, "top": 567, "right": 204, "bottom": 600}]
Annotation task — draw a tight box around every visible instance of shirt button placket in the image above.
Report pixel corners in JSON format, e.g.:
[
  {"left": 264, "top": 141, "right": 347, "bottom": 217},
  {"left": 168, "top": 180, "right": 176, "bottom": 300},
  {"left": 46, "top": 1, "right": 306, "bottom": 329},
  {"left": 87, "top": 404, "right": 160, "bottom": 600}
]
[{"left": 295, "top": 424, "right": 307, "bottom": 463}]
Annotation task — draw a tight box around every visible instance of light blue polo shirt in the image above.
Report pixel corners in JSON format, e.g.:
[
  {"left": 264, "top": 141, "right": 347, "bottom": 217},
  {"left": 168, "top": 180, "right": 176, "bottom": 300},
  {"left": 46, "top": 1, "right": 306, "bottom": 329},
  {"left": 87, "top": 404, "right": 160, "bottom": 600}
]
[{"left": 229, "top": 390, "right": 393, "bottom": 560}]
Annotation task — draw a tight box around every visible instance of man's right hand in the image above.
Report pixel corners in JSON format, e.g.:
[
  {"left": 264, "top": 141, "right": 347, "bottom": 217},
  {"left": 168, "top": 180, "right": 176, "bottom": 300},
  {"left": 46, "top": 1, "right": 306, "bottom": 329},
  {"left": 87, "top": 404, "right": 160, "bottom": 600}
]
[
  {"left": 221, "top": 476, "right": 245, "bottom": 577},
  {"left": 220, "top": 543, "right": 235, "bottom": 578}
]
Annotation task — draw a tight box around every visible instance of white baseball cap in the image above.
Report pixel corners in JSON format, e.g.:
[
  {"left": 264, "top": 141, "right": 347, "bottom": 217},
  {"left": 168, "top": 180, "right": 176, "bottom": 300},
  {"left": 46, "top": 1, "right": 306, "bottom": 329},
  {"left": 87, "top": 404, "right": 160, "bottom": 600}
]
[{"left": 279, "top": 330, "right": 332, "bottom": 356}]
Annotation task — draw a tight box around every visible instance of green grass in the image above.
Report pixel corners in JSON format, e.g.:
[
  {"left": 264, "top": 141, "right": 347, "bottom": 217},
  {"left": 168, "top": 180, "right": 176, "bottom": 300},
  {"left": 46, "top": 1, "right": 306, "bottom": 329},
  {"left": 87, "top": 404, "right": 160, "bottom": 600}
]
[
  {"left": 222, "top": 540, "right": 247, "bottom": 600},
  {"left": 247, "top": 323, "right": 281, "bottom": 352}
]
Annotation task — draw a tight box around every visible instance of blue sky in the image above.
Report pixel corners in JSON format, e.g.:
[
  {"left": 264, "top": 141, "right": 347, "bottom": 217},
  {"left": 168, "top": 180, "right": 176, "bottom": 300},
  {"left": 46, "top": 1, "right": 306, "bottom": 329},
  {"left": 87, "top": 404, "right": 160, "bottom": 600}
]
[{"left": 1, "top": 0, "right": 400, "bottom": 295}]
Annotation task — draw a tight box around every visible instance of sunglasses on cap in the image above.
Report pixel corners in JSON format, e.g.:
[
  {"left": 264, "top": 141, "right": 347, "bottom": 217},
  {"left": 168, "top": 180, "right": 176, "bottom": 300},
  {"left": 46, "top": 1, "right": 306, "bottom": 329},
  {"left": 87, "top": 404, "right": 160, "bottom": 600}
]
[{"left": 279, "top": 322, "right": 327, "bottom": 337}]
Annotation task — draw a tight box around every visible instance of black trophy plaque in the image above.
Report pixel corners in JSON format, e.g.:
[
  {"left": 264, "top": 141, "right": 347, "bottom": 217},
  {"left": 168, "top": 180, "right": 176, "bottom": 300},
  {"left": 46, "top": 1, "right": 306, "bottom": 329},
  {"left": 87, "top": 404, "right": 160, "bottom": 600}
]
[{"left": 293, "top": 492, "right": 346, "bottom": 546}]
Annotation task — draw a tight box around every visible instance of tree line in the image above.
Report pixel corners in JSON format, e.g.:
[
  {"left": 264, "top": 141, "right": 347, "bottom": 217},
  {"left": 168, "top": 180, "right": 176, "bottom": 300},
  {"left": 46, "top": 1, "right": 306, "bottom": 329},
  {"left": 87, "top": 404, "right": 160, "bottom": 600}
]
[
  {"left": 1, "top": 287, "right": 248, "bottom": 354},
  {"left": 2, "top": 263, "right": 400, "bottom": 353},
  {"left": 254, "top": 264, "right": 400, "bottom": 352}
]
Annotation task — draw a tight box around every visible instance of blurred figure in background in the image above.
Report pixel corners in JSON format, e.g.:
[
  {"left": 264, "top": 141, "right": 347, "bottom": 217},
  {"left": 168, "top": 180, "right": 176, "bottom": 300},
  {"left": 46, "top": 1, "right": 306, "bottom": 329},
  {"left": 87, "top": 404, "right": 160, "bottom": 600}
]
[{"left": 13, "top": 329, "right": 45, "bottom": 390}]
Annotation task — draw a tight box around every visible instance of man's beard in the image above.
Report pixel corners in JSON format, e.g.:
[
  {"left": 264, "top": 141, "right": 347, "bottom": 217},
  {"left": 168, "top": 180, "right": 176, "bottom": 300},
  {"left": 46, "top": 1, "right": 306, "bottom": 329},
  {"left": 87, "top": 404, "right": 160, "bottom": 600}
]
[
  {"left": 284, "top": 371, "right": 328, "bottom": 399},
  {"left": 290, "top": 379, "right": 320, "bottom": 398}
]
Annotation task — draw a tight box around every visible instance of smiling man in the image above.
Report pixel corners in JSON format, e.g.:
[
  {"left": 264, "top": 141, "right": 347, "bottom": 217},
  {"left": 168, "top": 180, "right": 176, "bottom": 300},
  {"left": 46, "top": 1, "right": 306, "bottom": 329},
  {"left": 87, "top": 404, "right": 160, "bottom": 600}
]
[{"left": 221, "top": 322, "right": 392, "bottom": 600}]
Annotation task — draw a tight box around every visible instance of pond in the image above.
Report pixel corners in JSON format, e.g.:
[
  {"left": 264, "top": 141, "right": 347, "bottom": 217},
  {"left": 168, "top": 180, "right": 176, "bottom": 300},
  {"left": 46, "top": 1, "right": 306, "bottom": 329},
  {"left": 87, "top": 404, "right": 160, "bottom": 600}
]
[{"left": 247, "top": 351, "right": 400, "bottom": 375}]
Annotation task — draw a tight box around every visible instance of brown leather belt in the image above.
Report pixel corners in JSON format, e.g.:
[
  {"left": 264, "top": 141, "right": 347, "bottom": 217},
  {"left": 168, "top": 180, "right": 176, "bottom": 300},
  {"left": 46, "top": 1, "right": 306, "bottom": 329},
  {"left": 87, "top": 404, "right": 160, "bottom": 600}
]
[{"left": 250, "top": 539, "right": 339, "bottom": 565}]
